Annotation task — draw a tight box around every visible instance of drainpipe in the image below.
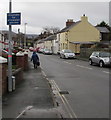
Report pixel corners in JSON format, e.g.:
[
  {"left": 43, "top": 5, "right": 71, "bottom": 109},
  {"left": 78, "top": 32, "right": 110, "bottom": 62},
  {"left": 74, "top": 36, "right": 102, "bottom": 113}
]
[{"left": 66, "top": 31, "right": 69, "bottom": 49}]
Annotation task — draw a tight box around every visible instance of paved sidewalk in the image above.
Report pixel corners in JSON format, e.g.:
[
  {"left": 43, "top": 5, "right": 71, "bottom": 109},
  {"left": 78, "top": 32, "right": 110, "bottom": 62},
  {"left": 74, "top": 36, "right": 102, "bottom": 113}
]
[{"left": 2, "top": 60, "right": 60, "bottom": 118}]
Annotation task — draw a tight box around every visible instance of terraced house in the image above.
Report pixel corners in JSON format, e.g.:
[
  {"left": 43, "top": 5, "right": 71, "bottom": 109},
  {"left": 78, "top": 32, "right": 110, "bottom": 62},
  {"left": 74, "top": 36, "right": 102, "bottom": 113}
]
[{"left": 59, "top": 15, "right": 100, "bottom": 54}]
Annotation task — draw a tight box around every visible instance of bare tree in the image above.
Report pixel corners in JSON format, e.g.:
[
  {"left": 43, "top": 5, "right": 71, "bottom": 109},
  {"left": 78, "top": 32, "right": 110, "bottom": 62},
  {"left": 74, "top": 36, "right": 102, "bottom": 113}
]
[{"left": 42, "top": 26, "right": 60, "bottom": 34}]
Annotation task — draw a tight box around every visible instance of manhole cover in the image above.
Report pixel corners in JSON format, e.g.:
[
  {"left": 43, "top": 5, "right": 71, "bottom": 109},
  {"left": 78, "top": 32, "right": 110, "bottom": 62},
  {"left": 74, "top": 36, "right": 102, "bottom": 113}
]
[
  {"left": 34, "top": 87, "right": 39, "bottom": 90},
  {"left": 59, "top": 91, "right": 69, "bottom": 95}
]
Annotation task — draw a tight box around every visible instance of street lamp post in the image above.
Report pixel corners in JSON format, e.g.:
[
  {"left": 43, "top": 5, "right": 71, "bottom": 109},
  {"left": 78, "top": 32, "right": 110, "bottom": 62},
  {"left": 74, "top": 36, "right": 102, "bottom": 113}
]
[
  {"left": 24, "top": 23, "right": 27, "bottom": 48},
  {"left": 18, "top": 28, "right": 20, "bottom": 47}
]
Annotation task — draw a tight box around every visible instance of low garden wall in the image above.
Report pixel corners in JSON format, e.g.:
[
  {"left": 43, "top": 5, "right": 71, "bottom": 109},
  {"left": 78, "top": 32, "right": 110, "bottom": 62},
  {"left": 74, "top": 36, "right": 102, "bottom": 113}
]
[
  {"left": 1, "top": 51, "right": 29, "bottom": 95},
  {"left": 79, "top": 48, "right": 110, "bottom": 59},
  {"left": 12, "top": 68, "right": 23, "bottom": 87}
]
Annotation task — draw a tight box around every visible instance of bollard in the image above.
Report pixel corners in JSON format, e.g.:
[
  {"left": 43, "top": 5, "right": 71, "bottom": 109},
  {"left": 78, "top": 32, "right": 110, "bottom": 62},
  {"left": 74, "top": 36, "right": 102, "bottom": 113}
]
[{"left": 12, "top": 76, "right": 15, "bottom": 90}]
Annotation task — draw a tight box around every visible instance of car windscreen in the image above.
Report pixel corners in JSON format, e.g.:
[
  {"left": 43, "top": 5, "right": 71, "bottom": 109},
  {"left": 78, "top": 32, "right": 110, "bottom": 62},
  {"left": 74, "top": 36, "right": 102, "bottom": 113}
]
[
  {"left": 44, "top": 49, "right": 50, "bottom": 51},
  {"left": 99, "top": 52, "right": 111, "bottom": 57},
  {"left": 64, "top": 50, "right": 72, "bottom": 53}
]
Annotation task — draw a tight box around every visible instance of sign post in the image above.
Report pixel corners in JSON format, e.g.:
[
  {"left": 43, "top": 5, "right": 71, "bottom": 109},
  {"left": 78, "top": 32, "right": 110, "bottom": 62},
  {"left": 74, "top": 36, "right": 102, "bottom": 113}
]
[
  {"left": 7, "top": 13, "right": 21, "bottom": 25},
  {"left": 7, "top": 0, "right": 21, "bottom": 92}
]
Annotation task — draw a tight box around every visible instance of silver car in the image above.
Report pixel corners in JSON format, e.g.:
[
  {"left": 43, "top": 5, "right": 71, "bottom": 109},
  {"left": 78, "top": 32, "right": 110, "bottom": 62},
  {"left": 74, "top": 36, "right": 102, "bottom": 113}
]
[
  {"left": 60, "top": 49, "right": 76, "bottom": 59},
  {"left": 89, "top": 51, "right": 111, "bottom": 67},
  {"left": 43, "top": 48, "right": 52, "bottom": 55}
]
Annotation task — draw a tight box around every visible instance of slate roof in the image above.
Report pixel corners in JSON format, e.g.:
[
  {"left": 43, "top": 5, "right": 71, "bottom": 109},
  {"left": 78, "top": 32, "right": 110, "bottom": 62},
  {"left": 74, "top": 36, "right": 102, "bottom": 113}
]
[
  {"left": 37, "top": 39, "right": 45, "bottom": 43},
  {"left": 44, "top": 34, "right": 56, "bottom": 41},
  {"left": 37, "top": 34, "right": 57, "bottom": 43},
  {"left": 26, "top": 34, "right": 38, "bottom": 39},
  {"left": 60, "top": 21, "right": 110, "bottom": 34},
  {"left": 0, "top": 30, "right": 17, "bottom": 37},
  {"left": 69, "top": 41, "right": 98, "bottom": 44},
  {"left": 60, "top": 21, "right": 81, "bottom": 33},
  {"left": 96, "top": 27, "right": 110, "bottom": 33}
]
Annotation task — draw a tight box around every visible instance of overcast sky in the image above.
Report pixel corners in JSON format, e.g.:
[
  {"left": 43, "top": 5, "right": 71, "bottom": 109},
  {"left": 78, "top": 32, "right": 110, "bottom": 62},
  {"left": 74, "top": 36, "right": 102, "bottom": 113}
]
[{"left": 1, "top": 0, "right": 110, "bottom": 34}]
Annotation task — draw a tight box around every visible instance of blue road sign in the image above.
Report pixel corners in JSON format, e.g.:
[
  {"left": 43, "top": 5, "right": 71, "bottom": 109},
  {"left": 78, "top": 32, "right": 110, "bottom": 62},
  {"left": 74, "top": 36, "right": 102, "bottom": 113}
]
[{"left": 7, "top": 13, "right": 21, "bottom": 25}]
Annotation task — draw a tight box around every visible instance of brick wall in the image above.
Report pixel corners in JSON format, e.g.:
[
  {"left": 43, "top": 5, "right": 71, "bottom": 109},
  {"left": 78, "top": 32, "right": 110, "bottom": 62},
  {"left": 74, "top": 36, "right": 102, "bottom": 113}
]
[
  {"left": 24, "top": 53, "right": 28, "bottom": 71},
  {"left": 0, "top": 54, "right": 25, "bottom": 95},
  {"left": 0, "top": 63, "right": 7, "bottom": 95},
  {"left": 16, "top": 55, "right": 24, "bottom": 70},
  {"left": 12, "top": 68, "right": 23, "bottom": 86},
  {"left": 16, "top": 52, "right": 29, "bottom": 71}
]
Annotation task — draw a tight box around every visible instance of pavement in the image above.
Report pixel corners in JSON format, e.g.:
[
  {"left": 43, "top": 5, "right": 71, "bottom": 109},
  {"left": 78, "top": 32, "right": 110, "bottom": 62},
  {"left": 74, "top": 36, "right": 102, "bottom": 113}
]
[{"left": 2, "top": 58, "right": 61, "bottom": 119}]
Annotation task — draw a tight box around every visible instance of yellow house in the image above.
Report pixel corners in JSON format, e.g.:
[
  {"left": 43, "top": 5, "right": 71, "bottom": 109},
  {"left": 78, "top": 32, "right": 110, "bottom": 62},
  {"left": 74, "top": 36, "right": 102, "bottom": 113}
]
[
  {"left": 44, "top": 40, "right": 52, "bottom": 49},
  {"left": 44, "top": 35, "right": 56, "bottom": 51},
  {"left": 59, "top": 15, "right": 100, "bottom": 54}
]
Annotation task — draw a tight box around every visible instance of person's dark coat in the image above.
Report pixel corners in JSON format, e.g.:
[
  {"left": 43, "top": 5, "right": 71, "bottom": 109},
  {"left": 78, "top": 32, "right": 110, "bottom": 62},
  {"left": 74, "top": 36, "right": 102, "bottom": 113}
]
[{"left": 31, "top": 52, "right": 39, "bottom": 65}]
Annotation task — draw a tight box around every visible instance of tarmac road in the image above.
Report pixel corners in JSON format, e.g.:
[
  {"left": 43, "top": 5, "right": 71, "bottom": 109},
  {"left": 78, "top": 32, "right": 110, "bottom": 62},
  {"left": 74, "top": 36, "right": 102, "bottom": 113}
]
[
  {"left": 3, "top": 51, "right": 108, "bottom": 119},
  {"left": 38, "top": 53, "right": 109, "bottom": 118}
]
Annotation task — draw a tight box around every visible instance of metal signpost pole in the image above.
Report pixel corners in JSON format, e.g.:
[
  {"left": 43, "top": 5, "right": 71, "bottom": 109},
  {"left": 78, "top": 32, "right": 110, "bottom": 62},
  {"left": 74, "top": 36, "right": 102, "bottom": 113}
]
[
  {"left": 8, "top": 0, "right": 12, "bottom": 92},
  {"left": 7, "top": 1, "right": 21, "bottom": 92}
]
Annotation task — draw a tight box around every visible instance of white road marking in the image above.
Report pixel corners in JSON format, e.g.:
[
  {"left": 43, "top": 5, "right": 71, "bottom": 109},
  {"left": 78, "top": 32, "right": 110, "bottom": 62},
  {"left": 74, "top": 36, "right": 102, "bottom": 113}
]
[
  {"left": 76, "top": 65, "right": 92, "bottom": 70},
  {"left": 103, "top": 71, "right": 110, "bottom": 74},
  {"left": 16, "top": 106, "right": 33, "bottom": 119},
  {"left": 63, "top": 61, "right": 71, "bottom": 64}
]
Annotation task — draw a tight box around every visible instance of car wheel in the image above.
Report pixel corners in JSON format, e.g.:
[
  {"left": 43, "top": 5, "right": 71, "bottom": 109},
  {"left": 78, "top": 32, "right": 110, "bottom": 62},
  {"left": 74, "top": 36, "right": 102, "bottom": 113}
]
[
  {"left": 62, "top": 54, "right": 64, "bottom": 59},
  {"left": 89, "top": 59, "right": 93, "bottom": 65},
  {"left": 99, "top": 61, "right": 104, "bottom": 67},
  {"left": 63, "top": 55, "right": 66, "bottom": 59}
]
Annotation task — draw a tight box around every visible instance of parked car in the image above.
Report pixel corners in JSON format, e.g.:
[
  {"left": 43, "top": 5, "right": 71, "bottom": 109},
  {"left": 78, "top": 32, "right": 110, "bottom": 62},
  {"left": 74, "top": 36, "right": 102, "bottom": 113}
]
[
  {"left": 38, "top": 48, "right": 44, "bottom": 53},
  {"left": 2, "top": 49, "right": 15, "bottom": 56},
  {"left": 36, "top": 47, "right": 40, "bottom": 52},
  {"left": 5, "top": 48, "right": 18, "bottom": 54},
  {"left": 60, "top": 49, "right": 76, "bottom": 59},
  {"left": 89, "top": 51, "right": 111, "bottom": 67},
  {"left": 29, "top": 47, "right": 34, "bottom": 51},
  {"left": 57, "top": 51, "right": 60, "bottom": 55},
  {"left": 43, "top": 48, "right": 52, "bottom": 55}
]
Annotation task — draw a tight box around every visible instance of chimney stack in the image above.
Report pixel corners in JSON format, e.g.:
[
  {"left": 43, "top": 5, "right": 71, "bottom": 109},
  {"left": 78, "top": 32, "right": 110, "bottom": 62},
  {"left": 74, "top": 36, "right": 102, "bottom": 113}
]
[
  {"left": 66, "top": 19, "right": 74, "bottom": 27},
  {"left": 81, "top": 14, "right": 88, "bottom": 22}
]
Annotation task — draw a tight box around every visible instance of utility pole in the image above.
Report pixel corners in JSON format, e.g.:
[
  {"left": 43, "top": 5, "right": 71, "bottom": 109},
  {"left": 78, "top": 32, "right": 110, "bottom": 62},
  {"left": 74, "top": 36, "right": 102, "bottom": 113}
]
[{"left": 8, "top": 0, "right": 12, "bottom": 92}]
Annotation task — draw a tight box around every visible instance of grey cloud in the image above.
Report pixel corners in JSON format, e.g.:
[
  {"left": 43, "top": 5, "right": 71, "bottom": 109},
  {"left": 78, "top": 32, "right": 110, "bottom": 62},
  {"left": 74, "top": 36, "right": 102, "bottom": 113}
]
[{"left": 1, "top": 1, "right": 109, "bottom": 34}]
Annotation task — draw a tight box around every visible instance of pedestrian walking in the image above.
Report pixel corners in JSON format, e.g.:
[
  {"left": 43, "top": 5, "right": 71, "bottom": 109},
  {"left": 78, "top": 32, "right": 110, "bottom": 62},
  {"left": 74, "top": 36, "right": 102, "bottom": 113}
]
[{"left": 31, "top": 51, "right": 40, "bottom": 69}]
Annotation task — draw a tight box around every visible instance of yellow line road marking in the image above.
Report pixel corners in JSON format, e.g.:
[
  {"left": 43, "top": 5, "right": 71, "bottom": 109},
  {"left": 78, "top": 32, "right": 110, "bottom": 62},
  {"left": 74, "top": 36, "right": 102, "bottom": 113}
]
[
  {"left": 51, "top": 80, "right": 78, "bottom": 119},
  {"left": 51, "top": 80, "right": 73, "bottom": 118},
  {"left": 41, "top": 70, "right": 47, "bottom": 77}
]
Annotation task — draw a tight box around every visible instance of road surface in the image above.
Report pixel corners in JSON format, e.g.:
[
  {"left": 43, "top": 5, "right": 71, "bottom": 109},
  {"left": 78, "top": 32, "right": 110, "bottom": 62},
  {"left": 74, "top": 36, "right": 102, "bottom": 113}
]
[{"left": 38, "top": 53, "right": 109, "bottom": 118}]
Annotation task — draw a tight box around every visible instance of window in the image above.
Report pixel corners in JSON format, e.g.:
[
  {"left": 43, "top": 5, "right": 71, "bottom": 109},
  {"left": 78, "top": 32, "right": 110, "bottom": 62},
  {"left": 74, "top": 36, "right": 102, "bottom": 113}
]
[{"left": 92, "top": 52, "right": 99, "bottom": 57}]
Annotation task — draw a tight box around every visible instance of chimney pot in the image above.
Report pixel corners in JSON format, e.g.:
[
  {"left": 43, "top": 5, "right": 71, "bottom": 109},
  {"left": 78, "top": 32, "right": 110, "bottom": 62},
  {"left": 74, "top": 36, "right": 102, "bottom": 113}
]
[{"left": 66, "top": 19, "right": 74, "bottom": 27}]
